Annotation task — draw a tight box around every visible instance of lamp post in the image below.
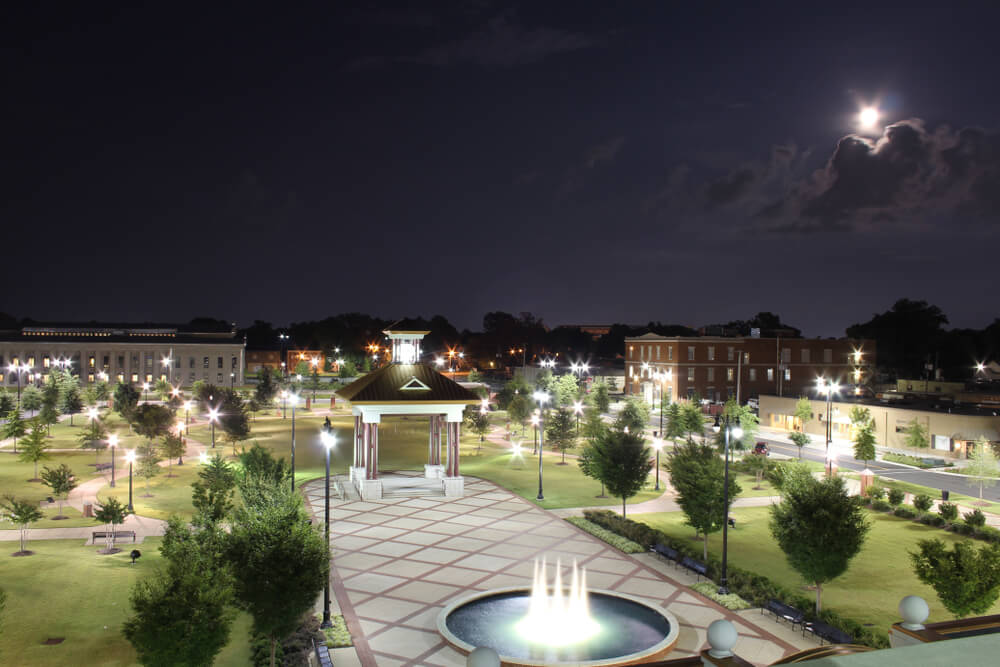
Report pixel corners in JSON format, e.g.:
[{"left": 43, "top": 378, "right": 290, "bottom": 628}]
[
  {"left": 230, "top": 372, "right": 235, "bottom": 390},
  {"left": 712, "top": 415, "right": 743, "bottom": 595},
  {"left": 533, "top": 391, "right": 550, "bottom": 500},
  {"left": 320, "top": 430, "right": 336, "bottom": 628},
  {"left": 161, "top": 356, "right": 172, "bottom": 385},
  {"left": 6, "top": 362, "right": 30, "bottom": 411},
  {"left": 141, "top": 382, "right": 150, "bottom": 403},
  {"left": 530, "top": 413, "right": 540, "bottom": 455},
  {"left": 175, "top": 420, "right": 186, "bottom": 465},
  {"left": 572, "top": 400, "right": 584, "bottom": 439},
  {"left": 817, "top": 378, "right": 840, "bottom": 477},
  {"left": 279, "top": 333, "right": 289, "bottom": 377},
  {"left": 125, "top": 449, "right": 136, "bottom": 512},
  {"left": 183, "top": 400, "right": 193, "bottom": 427},
  {"left": 281, "top": 389, "right": 288, "bottom": 419},
  {"left": 311, "top": 358, "right": 319, "bottom": 401},
  {"left": 652, "top": 438, "right": 663, "bottom": 491},
  {"left": 653, "top": 369, "right": 672, "bottom": 438},
  {"left": 108, "top": 434, "right": 119, "bottom": 487},
  {"left": 208, "top": 407, "right": 220, "bottom": 448},
  {"left": 289, "top": 393, "right": 299, "bottom": 491}
]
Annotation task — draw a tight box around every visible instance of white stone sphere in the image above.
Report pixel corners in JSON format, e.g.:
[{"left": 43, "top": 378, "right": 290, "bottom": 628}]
[
  {"left": 707, "top": 619, "right": 738, "bottom": 657},
  {"left": 467, "top": 646, "right": 501, "bottom": 667},
  {"left": 899, "top": 595, "right": 929, "bottom": 629}
]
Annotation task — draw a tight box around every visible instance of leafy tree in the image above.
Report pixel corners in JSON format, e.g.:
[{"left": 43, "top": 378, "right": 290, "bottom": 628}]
[
  {"left": 464, "top": 408, "right": 491, "bottom": 453},
  {"left": 94, "top": 380, "right": 111, "bottom": 403},
  {"left": 226, "top": 479, "right": 328, "bottom": 667},
  {"left": 113, "top": 382, "right": 140, "bottom": 422},
  {"left": 545, "top": 406, "right": 576, "bottom": 463},
  {"left": 965, "top": 436, "right": 999, "bottom": 501},
  {"left": 255, "top": 366, "right": 277, "bottom": 405},
  {"left": 614, "top": 396, "right": 649, "bottom": 435},
  {"left": 552, "top": 374, "right": 580, "bottom": 407},
  {"left": 667, "top": 440, "right": 742, "bottom": 560},
  {"left": 903, "top": 419, "right": 929, "bottom": 449},
  {"left": 591, "top": 380, "right": 611, "bottom": 414},
  {"left": 849, "top": 406, "right": 877, "bottom": 466},
  {"left": 307, "top": 367, "right": 322, "bottom": 399},
  {"left": 93, "top": 496, "right": 130, "bottom": 553},
  {"left": 742, "top": 450, "right": 769, "bottom": 488},
  {"left": 913, "top": 494, "right": 934, "bottom": 512},
  {"left": 40, "top": 463, "right": 77, "bottom": 518},
  {"left": 680, "top": 401, "right": 704, "bottom": 442},
  {"left": 238, "top": 443, "right": 291, "bottom": 486},
  {"left": 0, "top": 494, "right": 44, "bottom": 554},
  {"left": 583, "top": 429, "right": 652, "bottom": 519},
  {"left": 78, "top": 418, "right": 109, "bottom": 462},
  {"left": 1, "top": 409, "right": 26, "bottom": 453},
  {"left": 495, "top": 377, "right": 529, "bottom": 410},
  {"left": 135, "top": 442, "right": 162, "bottom": 494},
  {"left": 161, "top": 431, "right": 186, "bottom": 474},
  {"left": 467, "top": 368, "right": 483, "bottom": 383},
  {"left": 794, "top": 396, "right": 813, "bottom": 431},
  {"left": 712, "top": 400, "right": 758, "bottom": 451},
  {"left": 769, "top": 475, "right": 870, "bottom": 613},
  {"left": 192, "top": 455, "right": 237, "bottom": 526},
  {"left": 911, "top": 539, "right": 1000, "bottom": 618},
  {"left": 132, "top": 404, "right": 173, "bottom": 442},
  {"left": 21, "top": 385, "right": 42, "bottom": 416},
  {"left": 663, "top": 402, "right": 684, "bottom": 443},
  {"left": 60, "top": 383, "right": 84, "bottom": 426},
  {"left": 38, "top": 401, "right": 59, "bottom": 436},
  {"left": 154, "top": 377, "right": 172, "bottom": 401},
  {"left": 18, "top": 421, "right": 50, "bottom": 480},
  {"left": 218, "top": 390, "right": 251, "bottom": 457},
  {"left": 507, "top": 394, "right": 532, "bottom": 435},
  {"left": 766, "top": 459, "right": 813, "bottom": 497},
  {"left": 0, "top": 388, "right": 14, "bottom": 415},
  {"left": 788, "top": 431, "right": 810, "bottom": 458},
  {"left": 338, "top": 359, "right": 357, "bottom": 378},
  {"left": 887, "top": 487, "right": 905, "bottom": 506},
  {"left": 534, "top": 369, "right": 554, "bottom": 394},
  {"left": 938, "top": 501, "right": 958, "bottom": 522}
]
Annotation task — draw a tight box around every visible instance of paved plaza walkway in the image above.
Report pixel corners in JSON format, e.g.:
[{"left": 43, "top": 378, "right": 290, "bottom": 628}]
[{"left": 301, "top": 474, "right": 815, "bottom": 667}]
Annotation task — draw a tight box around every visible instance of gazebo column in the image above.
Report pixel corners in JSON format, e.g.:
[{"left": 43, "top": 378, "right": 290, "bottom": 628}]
[
  {"left": 443, "top": 416, "right": 464, "bottom": 497},
  {"left": 425, "top": 414, "right": 445, "bottom": 479},
  {"left": 350, "top": 416, "right": 366, "bottom": 483},
  {"left": 358, "top": 416, "right": 383, "bottom": 501},
  {"left": 366, "top": 423, "right": 379, "bottom": 480}
]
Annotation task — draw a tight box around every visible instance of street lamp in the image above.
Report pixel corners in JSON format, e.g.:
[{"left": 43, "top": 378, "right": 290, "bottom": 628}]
[
  {"left": 198, "top": 451, "right": 210, "bottom": 465},
  {"left": 530, "top": 413, "right": 540, "bottom": 455},
  {"left": 279, "top": 333, "right": 289, "bottom": 376},
  {"left": 652, "top": 438, "right": 663, "bottom": 491},
  {"left": 6, "top": 362, "right": 30, "bottom": 411},
  {"left": 208, "top": 407, "right": 220, "bottom": 448},
  {"left": 230, "top": 372, "right": 235, "bottom": 390},
  {"left": 711, "top": 415, "right": 743, "bottom": 595},
  {"left": 125, "top": 449, "right": 136, "bottom": 512},
  {"left": 653, "top": 369, "right": 672, "bottom": 438},
  {"left": 108, "top": 434, "right": 119, "bottom": 488},
  {"left": 289, "top": 393, "right": 299, "bottom": 491},
  {"left": 161, "top": 356, "right": 172, "bottom": 385},
  {"left": 320, "top": 430, "right": 336, "bottom": 628},
  {"left": 816, "top": 378, "right": 840, "bottom": 477},
  {"left": 281, "top": 389, "right": 288, "bottom": 419},
  {"left": 142, "top": 382, "right": 150, "bottom": 403},
  {"left": 572, "top": 400, "right": 584, "bottom": 438},
  {"left": 183, "top": 400, "right": 193, "bottom": 427},
  {"left": 533, "top": 391, "right": 550, "bottom": 500}
]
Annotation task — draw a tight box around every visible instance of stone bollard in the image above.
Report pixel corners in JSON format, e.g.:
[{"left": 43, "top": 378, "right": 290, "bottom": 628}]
[
  {"left": 467, "top": 646, "right": 500, "bottom": 667},
  {"left": 889, "top": 595, "right": 930, "bottom": 648},
  {"left": 706, "top": 619, "right": 738, "bottom": 659}
]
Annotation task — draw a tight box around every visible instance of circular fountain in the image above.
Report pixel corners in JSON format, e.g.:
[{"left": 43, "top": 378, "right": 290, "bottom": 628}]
[{"left": 437, "top": 559, "right": 679, "bottom": 666}]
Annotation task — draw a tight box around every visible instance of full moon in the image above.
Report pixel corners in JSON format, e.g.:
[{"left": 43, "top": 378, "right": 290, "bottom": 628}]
[{"left": 859, "top": 107, "right": 879, "bottom": 128}]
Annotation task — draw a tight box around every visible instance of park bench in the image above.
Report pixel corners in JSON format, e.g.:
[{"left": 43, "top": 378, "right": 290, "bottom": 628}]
[
  {"left": 762, "top": 599, "right": 805, "bottom": 629},
  {"left": 651, "top": 543, "right": 680, "bottom": 567},
  {"left": 313, "top": 638, "right": 333, "bottom": 667},
  {"left": 803, "top": 619, "right": 853, "bottom": 645},
  {"left": 95, "top": 462, "right": 113, "bottom": 472},
  {"left": 92, "top": 530, "right": 136, "bottom": 543},
  {"left": 727, "top": 516, "right": 736, "bottom": 528},
  {"left": 679, "top": 556, "right": 708, "bottom": 580}
]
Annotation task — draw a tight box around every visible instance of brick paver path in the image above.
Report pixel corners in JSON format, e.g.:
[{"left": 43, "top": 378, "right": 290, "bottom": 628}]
[{"left": 301, "top": 473, "right": 805, "bottom": 667}]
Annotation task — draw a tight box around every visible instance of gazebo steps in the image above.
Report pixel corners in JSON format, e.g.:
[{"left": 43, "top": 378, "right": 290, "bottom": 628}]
[{"left": 380, "top": 477, "right": 446, "bottom": 498}]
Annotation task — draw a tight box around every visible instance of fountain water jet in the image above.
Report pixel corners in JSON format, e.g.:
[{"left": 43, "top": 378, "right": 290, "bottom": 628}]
[{"left": 515, "top": 558, "right": 601, "bottom": 647}]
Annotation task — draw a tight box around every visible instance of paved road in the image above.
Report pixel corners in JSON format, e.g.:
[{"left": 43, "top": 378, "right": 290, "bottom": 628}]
[{"left": 757, "top": 434, "right": 1000, "bottom": 503}]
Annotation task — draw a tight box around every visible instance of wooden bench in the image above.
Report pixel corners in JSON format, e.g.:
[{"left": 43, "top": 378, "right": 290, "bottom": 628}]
[
  {"left": 651, "top": 543, "right": 680, "bottom": 567},
  {"left": 762, "top": 599, "right": 805, "bottom": 629},
  {"left": 313, "top": 638, "right": 333, "bottom": 667},
  {"left": 92, "top": 530, "right": 137, "bottom": 543},
  {"left": 95, "top": 463, "right": 113, "bottom": 472},
  {"left": 679, "top": 556, "right": 708, "bottom": 580},
  {"left": 803, "top": 620, "right": 853, "bottom": 645}
]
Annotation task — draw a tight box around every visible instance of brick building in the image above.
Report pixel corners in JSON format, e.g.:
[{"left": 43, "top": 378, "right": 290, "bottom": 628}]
[{"left": 624, "top": 333, "right": 873, "bottom": 405}]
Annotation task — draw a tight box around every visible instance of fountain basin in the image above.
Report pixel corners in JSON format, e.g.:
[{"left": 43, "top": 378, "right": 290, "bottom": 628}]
[{"left": 437, "top": 587, "right": 679, "bottom": 666}]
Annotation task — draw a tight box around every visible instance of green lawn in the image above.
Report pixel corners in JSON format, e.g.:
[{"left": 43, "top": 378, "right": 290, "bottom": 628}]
[
  {"left": 848, "top": 474, "right": 1000, "bottom": 515},
  {"left": 0, "top": 538, "right": 253, "bottom": 665},
  {"left": 0, "top": 451, "right": 110, "bottom": 504},
  {"left": 637, "top": 506, "right": 1000, "bottom": 632},
  {"left": 99, "top": 461, "right": 205, "bottom": 521}
]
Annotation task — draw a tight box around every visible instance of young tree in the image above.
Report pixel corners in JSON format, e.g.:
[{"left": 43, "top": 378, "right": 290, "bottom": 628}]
[
  {"left": 545, "top": 406, "right": 576, "bottom": 463},
  {"left": 1, "top": 409, "right": 27, "bottom": 453},
  {"left": 769, "top": 475, "right": 870, "bottom": 613},
  {"left": 583, "top": 429, "right": 652, "bottom": 518},
  {"left": 614, "top": 397, "right": 649, "bottom": 435},
  {"left": 742, "top": 450, "right": 769, "bottom": 489},
  {"left": 0, "top": 388, "right": 14, "bottom": 415},
  {"left": 664, "top": 402, "right": 684, "bottom": 443},
  {"left": 40, "top": 464, "right": 77, "bottom": 518},
  {"left": 464, "top": 408, "right": 491, "bottom": 453},
  {"left": 192, "top": 455, "right": 237, "bottom": 526},
  {"left": 21, "top": 385, "right": 42, "bottom": 417},
  {"left": 131, "top": 404, "right": 173, "bottom": 442},
  {"left": 467, "top": 368, "right": 483, "bottom": 383},
  {"left": 238, "top": 443, "right": 291, "bottom": 486},
  {"left": 0, "top": 494, "right": 44, "bottom": 555},
  {"left": 794, "top": 396, "right": 813, "bottom": 432},
  {"left": 788, "top": 430, "right": 810, "bottom": 458},
  {"left": 849, "top": 406, "right": 877, "bottom": 466},
  {"left": 18, "top": 421, "right": 50, "bottom": 481},
  {"left": 38, "top": 401, "right": 59, "bottom": 436},
  {"left": 507, "top": 394, "right": 532, "bottom": 435},
  {"left": 226, "top": 479, "right": 328, "bottom": 667},
  {"left": 78, "top": 418, "right": 109, "bottom": 462},
  {"left": 218, "top": 390, "right": 251, "bottom": 457},
  {"left": 552, "top": 374, "right": 580, "bottom": 407},
  {"left": 94, "top": 380, "right": 111, "bottom": 403},
  {"left": 577, "top": 409, "right": 610, "bottom": 497},
  {"left": 93, "top": 497, "right": 130, "bottom": 553},
  {"left": 153, "top": 377, "right": 172, "bottom": 401},
  {"left": 903, "top": 418, "right": 929, "bottom": 449},
  {"left": 591, "top": 380, "right": 611, "bottom": 414},
  {"left": 680, "top": 401, "right": 705, "bottom": 442},
  {"left": 161, "top": 432, "right": 185, "bottom": 475},
  {"left": 667, "top": 440, "right": 742, "bottom": 560},
  {"left": 135, "top": 442, "right": 162, "bottom": 495},
  {"left": 965, "top": 437, "right": 999, "bottom": 501},
  {"left": 60, "top": 384, "right": 84, "bottom": 426},
  {"left": 255, "top": 366, "right": 278, "bottom": 405},
  {"left": 910, "top": 539, "right": 1000, "bottom": 618},
  {"left": 338, "top": 359, "right": 357, "bottom": 378},
  {"left": 113, "top": 382, "right": 140, "bottom": 422}
]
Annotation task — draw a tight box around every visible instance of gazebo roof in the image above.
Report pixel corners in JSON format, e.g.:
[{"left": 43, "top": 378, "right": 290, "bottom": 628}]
[
  {"left": 335, "top": 363, "right": 480, "bottom": 405},
  {"left": 384, "top": 318, "right": 431, "bottom": 335}
]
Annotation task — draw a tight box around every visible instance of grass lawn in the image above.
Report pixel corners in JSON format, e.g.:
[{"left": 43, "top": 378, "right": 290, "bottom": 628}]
[
  {"left": 99, "top": 461, "right": 205, "bottom": 521},
  {"left": 0, "top": 451, "right": 111, "bottom": 504},
  {"left": 0, "top": 538, "right": 253, "bottom": 665},
  {"left": 848, "top": 474, "right": 1000, "bottom": 515},
  {"left": 637, "top": 506, "right": 1000, "bottom": 633}
]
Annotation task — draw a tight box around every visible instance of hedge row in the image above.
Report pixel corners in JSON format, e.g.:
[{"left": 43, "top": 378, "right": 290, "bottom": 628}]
[
  {"left": 582, "top": 510, "right": 890, "bottom": 649},
  {"left": 565, "top": 517, "right": 645, "bottom": 553},
  {"left": 864, "top": 500, "right": 1000, "bottom": 544}
]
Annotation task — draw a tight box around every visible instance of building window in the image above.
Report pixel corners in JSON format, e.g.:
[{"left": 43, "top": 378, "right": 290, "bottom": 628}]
[
  {"left": 231, "top": 356, "right": 237, "bottom": 369},
  {"left": 28, "top": 356, "right": 35, "bottom": 367},
  {"left": 781, "top": 348, "right": 791, "bottom": 363},
  {"left": 784, "top": 368, "right": 791, "bottom": 381},
  {"left": 749, "top": 369, "right": 757, "bottom": 381},
  {"left": 203, "top": 357, "right": 209, "bottom": 368},
  {"left": 145, "top": 373, "right": 153, "bottom": 383},
  {"left": 145, "top": 356, "right": 152, "bottom": 369},
  {"left": 43, "top": 356, "right": 50, "bottom": 368},
  {"left": 117, "top": 373, "right": 124, "bottom": 383},
  {"left": 668, "top": 347, "right": 673, "bottom": 360},
  {"left": 801, "top": 349, "right": 810, "bottom": 363},
  {"left": 188, "top": 357, "right": 194, "bottom": 368},
  {"left": 656, "top": 346, "right": 660, "bottom": 360},
  {"left": 217, "top": 356, "right": 223, "bottom": 369},
  {"left": 707, "top": 367, "right": 715, "bottom": 381},
  {"left": 687, "top": 367, "right": 695, "bottom": 382},
  {"left": 118, "top": 355, "right": 125, "bottom": 368},
  {"left": 688, "top": 346, "right": 695, "bottom": 361},
  {"left": 87, "top": 373, "right": 94, "bottom": 383},
  {"left": 102, "top": 355, "right": 109, "bottom": 368},
  {"left": 707, "top": 346, "right": 715, "bottom": 361},
  {"left": 217, "top": 373, "right": 223, "bottom": 383},
  {"left": 727, "top": 368, "right": 734, "bottom": 381},
  {"left": 131, "top": 373, "right": 138, "bottom": 383},
  {"left": 727, "top": 347, "right": 734, "bottom": 361},
  {"left": 767, "top": 368, "right": 774, "bottom": 381},
  {"left": 823, "top": 348, "right": 833, "bottom": 363},
  {"left": 89, "top": 356, "right": 95, "bottom": 368}
]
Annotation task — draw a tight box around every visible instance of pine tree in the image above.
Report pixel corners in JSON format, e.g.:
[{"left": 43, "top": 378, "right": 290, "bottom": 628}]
[
  {"left": 78, "top": 418, "right": 109, "bottom": 462},
  {"left": 850, "top": 406, "right": 877, "bottom": 466},
  {"left": 544, "top": 406, "right": 576, "bottom": 463},
  {"left": 18, "top": 421, "right": 50, "bottom": 481}
]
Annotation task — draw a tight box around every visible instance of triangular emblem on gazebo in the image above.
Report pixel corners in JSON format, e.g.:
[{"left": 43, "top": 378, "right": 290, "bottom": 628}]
[{"left": 399, "top": 376, "right": 431, "bottom": 391}]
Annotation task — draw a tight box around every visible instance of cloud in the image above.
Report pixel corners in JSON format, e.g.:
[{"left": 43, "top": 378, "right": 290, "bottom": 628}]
[
  {"left": 584, "top": 136, "right": 625, "bottom": 168},
  {"left": 556, "top": 136, "right": 626, "bottom": 199}
]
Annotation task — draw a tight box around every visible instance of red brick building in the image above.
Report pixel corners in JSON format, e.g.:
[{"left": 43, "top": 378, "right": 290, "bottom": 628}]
[{"left": 624, "top": 333, "right": 873, "bottom": 404}]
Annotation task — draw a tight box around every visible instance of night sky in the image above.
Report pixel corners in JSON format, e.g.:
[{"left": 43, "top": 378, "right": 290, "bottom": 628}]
[{"left": 5, "top": 2, "right": 998, "bottom": 336}]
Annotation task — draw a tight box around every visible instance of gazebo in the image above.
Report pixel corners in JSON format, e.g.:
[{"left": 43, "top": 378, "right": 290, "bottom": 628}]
[{"left": 335, "top": 321, "right": 481, "bottom": 500}]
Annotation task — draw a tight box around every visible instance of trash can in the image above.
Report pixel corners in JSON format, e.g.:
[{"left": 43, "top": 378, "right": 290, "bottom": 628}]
[
  {"left": 941, "top": 490, "right": 950, "bottom": 501},
  {"left": 83, "top": 503, "right": 94, "bottom": 518}
]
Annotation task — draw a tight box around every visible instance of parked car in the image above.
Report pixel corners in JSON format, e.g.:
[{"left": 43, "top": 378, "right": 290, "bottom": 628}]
[
  {"left": 753, "top": 442, "right": 769, "bottom": 456},
  {"left": 746, "top": 397, "right": 759, "bottom": 411}
]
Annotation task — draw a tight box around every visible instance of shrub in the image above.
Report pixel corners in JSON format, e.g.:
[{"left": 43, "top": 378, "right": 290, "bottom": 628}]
[
  {"left": 871, "top": 499, "right": 892, "bottom": 512},
  {"left": 913, "top": 494, "right": 933, "bottom": 512},
  {"left": 920, "top": 513, "right": 946, "bottom": 527},
  {"left": 938, "top": 502, "right": 958, "bottom": 522},
  {"left": 893, "top": 505, "right": 917, "bottom": 519},
  {"left": 566, "top": 517, "right": 645, "bottom": 553},
  {"left": 951, "top": 521, "right": 976, "bottom": 536},
  {"left": 976, "top": 526, "right": 1000, "bottom": 544},
  {"left": 887, "top": 488, "right": 905, "bottom": 506},
  {"left": 865, "top": 485, "right": 886, "bottom": 500},
  {"left": 964, "top": 509, "right": 987, "bottom": 528},
  {"left": 690, "top": 582, "right": 752, "bottom": 610}
]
